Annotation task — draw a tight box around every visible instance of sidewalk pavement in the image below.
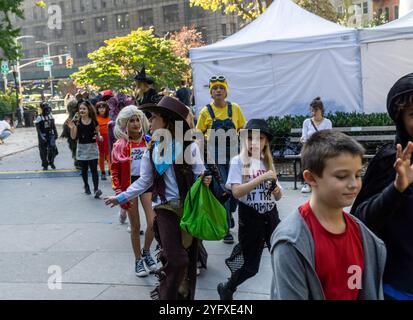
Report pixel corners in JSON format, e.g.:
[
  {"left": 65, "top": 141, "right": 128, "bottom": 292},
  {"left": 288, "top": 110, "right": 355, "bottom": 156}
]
[{"left": 0, "top": 114, "right": 67, "bottom": 160}]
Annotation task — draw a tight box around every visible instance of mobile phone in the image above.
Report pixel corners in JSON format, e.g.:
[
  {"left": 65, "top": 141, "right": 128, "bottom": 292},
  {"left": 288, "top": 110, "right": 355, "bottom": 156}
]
[{"left": 72, "top": 112, "right": 79, "bottom": 122}]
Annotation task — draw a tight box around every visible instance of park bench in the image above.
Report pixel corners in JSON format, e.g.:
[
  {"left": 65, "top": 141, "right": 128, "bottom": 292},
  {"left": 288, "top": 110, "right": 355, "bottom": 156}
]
[{"left": 284, "top": 126, "right": 396, "bottom": 189}]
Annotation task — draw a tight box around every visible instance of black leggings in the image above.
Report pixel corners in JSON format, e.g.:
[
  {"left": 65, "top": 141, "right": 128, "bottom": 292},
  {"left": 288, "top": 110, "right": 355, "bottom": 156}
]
[
  {"left": 226, "top": 202, "right": 280, "bottom": 291},
  {"left": 79, "top": 159, "right": 99, "bottom": 191}
]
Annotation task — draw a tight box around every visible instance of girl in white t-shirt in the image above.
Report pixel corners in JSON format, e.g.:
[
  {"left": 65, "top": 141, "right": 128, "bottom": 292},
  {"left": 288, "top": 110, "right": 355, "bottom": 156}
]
[
  {"left": 217, "top": 119, "right": 282, "bottom": 300},
  {"left": 300, "top": 97, "right": 332, "bottom": 193}
]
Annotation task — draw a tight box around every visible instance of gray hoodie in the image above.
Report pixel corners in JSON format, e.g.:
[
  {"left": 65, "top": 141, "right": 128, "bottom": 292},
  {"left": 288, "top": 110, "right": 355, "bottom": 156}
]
[{"left": 270, "top": 209, "right": 387, "bottom": 300}]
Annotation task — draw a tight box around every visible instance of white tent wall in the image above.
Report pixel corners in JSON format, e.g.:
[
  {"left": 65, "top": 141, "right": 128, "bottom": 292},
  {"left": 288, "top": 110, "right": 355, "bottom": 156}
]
[
  {"left": 190, "top": 0, "right": 363, "bottom": 120},
  {"left": 192, "top": 42, "right": 363, "bottom": 119},
  {"left": 361, "top": 39, "right": 413, "bottom": 114}
]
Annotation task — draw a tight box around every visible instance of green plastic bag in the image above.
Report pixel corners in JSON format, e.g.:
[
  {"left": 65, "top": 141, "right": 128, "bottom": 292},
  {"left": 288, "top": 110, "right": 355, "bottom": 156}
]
[{"left": 180, "top": 177, "right": 228, "bottom": 240}]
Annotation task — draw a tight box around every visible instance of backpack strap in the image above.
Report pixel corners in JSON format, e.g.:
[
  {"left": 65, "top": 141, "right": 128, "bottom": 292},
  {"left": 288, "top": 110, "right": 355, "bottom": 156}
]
[
  {"left": 206, "top": 104, "right": 215, "bottom": 120},
  {"left": 227, "top": 102, "right": 233, "bottom": 119}
]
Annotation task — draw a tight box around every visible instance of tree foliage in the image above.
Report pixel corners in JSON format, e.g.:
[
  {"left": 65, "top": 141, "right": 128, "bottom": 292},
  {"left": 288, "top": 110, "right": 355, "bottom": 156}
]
[
  {"left": 71, "top": 28, "right": 187, "bottom": 92},
  {"left": 0, "top": 0, "right": 24, "bottom": 62},
  {"left": 190, "top": 0, "right": 273, "bottom": 21},
  {"left": 168, "top": 26, "right": 204, "bottom": 82},
  {"left": 190, "top": 0, "right": 338, "bottom": 22},
  {"left": 295, "top": 0, "right": 337, "bottom": 22}
]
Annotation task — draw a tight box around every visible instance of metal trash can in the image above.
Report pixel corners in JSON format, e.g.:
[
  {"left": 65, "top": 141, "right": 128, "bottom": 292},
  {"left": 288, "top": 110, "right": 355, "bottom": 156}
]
[{"left": 23, "top": 110, "right": 36, "bottom": 127}]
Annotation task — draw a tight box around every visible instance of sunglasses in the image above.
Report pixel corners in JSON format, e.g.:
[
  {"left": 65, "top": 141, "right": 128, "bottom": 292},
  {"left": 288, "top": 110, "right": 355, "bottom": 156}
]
[{"left": 209, "top": 75, "right": 226, "bottom": 83}]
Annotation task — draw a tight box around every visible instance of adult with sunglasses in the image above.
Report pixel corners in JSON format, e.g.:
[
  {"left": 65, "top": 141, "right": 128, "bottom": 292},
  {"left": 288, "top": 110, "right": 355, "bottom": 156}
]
[{"left": 196, "top": 75, "right": 246, "bottom": 244}]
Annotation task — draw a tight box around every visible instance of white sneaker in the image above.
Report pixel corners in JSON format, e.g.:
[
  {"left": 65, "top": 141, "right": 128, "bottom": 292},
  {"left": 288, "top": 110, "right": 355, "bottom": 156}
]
[
  {"left": 301, "top": 184, "right": 312, "bottom": 193},
  {"left": 127, "top": 225, "right": 131, "bottom": 233},
  {"left": 119, "top": 209, "right": 127, "bottom": 224}
]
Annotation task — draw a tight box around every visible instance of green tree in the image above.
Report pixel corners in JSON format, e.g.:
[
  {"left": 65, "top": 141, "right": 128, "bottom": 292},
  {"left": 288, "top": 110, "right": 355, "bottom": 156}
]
[
  {"left": 71, "top": 28, "right": 188, "bottom": 92},
  {"left": 0, "top": 0, "right": 24, "bottom": 62},
  {"left": 189, "top": 0, "right": 337, "bottom": 22}
]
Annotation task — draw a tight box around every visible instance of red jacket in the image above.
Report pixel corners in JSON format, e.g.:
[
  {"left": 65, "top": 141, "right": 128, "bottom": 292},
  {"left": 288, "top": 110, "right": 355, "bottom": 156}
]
[{"left": 111, "top": 140, "right": 147, "bottom": 192}]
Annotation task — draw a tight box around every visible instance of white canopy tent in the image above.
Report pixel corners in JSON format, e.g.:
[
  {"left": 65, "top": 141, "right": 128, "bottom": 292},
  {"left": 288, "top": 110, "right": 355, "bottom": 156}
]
[
  {"left": 190, "top": 0, "right": 362, "bottom": 119},
  {"left": 359, "top": 10, "right": 413, "bottom": 113}
]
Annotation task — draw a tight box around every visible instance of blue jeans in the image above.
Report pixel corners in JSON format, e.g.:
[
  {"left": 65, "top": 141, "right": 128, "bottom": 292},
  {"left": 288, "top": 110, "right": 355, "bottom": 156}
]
[{"left": 0, "top": 130, "right": 11, "bottom": 141}]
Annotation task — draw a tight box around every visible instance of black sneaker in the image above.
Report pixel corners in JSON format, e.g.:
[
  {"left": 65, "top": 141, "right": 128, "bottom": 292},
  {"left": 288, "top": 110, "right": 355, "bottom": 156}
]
[
  {"left": 101, "top": 173, "right": 107, "bottom": 181},
  {"left": 135, "top": 258, "right": 148, "bottom": 277},
  {"left": 84, "top": 185, "right": 91, "bottom": 195},
  {"left": 217, "top": 282, "right": 234, "bottom": 300},
  {"left": 94, "top": 189, "right": 102, "bottom": 199},
  {"left": 43, "top": 166, "right": 48, "bottom": 171},
  {"left": 50, "top": 164, "right": 56, "bottom": 170},
  {"left": 223, "top": 233, "right": 234, "bottom": 244},
  {"left": 142, "top": 249, "right": 157, "bottom": 271}
]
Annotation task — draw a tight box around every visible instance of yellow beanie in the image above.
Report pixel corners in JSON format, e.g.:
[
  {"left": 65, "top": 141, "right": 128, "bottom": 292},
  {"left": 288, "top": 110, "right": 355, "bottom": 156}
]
[{"left": 209, "top": 80, "right": 228, "bottom": 94}]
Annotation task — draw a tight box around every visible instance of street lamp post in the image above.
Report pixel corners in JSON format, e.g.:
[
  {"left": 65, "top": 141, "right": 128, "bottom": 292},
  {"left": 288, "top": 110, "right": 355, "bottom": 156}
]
[
  {"left": 16, "top": 36, "right": 35, "bottom": 96},
  {"left": 14, "top": 36, "right": 35, "bottom": 127},
  {"left": 35, "top": 41, "right": 60, "bottom": 99}
]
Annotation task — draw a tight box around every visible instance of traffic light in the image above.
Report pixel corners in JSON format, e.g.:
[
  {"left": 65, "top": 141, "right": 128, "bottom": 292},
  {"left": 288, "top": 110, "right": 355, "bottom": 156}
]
[{"left": 66, "top": 56, "right": 73, "bottom": 68}]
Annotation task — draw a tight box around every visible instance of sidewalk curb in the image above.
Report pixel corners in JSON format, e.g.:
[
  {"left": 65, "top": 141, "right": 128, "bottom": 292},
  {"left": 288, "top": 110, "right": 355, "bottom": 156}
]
[{"left": 0, "top": 145, "right": 38, "bottom": 160}]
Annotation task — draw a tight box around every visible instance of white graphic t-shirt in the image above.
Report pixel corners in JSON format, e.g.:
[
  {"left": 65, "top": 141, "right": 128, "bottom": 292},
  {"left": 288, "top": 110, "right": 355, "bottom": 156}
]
[
  {"left": 226, "top": 155, "right": 282, "bottom": 214},
  {"left": 131, "top": 140, "right": 147, "bottom": 177}
]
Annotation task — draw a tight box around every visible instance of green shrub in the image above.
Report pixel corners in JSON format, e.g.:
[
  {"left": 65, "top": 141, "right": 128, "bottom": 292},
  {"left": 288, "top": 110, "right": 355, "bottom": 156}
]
[
  {"left": 0, "top": 91, "right": 17, "bottom": 114},
  {"left": 267, "top": 112, "right": 394, "bottom": 156},
  {"left": 267, "top": 112, "right": 393, "bottom": 137}
]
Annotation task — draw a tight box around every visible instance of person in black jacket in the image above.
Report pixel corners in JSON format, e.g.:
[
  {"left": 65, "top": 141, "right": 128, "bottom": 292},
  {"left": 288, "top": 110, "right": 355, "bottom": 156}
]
[
  {"left": 35, "top": 102, "right": 58, "bottom": 170},
  {"left": 351, "top": 73, "right": 413, "bottom": 300}
]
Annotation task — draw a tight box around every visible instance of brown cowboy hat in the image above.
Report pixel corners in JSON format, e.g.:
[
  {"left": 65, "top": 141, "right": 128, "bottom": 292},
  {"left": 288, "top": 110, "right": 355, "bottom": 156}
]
[{"left": 139, "top": 96, "right": 191, "bottom": 130}]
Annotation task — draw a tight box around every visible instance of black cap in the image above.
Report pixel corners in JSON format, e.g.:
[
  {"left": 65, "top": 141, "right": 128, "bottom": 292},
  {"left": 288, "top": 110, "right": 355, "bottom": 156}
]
[
  {"left": 244, "top": 119, "right": 273, "bottom": 141},
  {"left": 387, "top": 73, "right": 413, "bottom": 121}
]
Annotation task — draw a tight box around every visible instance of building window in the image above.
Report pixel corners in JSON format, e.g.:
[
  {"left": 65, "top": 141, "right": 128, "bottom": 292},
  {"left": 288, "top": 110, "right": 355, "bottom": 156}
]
[
  {"left": 75, "top": 43, "right": 88, "bottom": 59},
  {"left": 395, "top": 5, "right": 399, "bottom": 19},
  {"left": 116, "top": 13, "right": 130, "bottom": 30},
  {"left": 32, "top": 7, "right": 38, "bottom": 20},
  {"left": 198, "top": 26, "right": 208, "bottom": 43},
  {"left": 71, "top": 0, "right": 77, "bottom": 13},
  {"left": 101, "top": 0, "right": 107, "bottom": 9},
  {"left": 136, "top": 0, "right": 151, "bottom": 5},
  {"left": 385, "top": 7, "right": 390, "bottom": 20},
  {"left": 378, "top": 8, "right": 383, "bottom": 17},
  {"left": 163, "top": 4, "right": 179, "bottom": 23},
  {"left": 37, "top": 47, "right": 47, "bottom": 57},
  {"left": 55, "top": 45, "right": 68, "bottom": 55},
  {"left": 221, "top": 24, "right": 227, "bottom": 37},
  {"left": 337, "top": 6, "right": 343, "bottom": 14},
  {"left": 114, "top": 0, "right": 127, "bottom": 6},
  {"left": 79, "top": 0, "right": 86, "bottom": 11},
  {"left": 230, "top": 23, "right": 236, "bottom": 34},
  {"left": 188, "top": 5, "right": 206, "bottom": 19},
  {"left": 74, "top": 19, "right": 87, "bottom": 35},
  {"left": 95, "top": 16, "right": 108, "bottom": 33},
  {"left": 363, "top": 2, "right": 368, "bottom": 14},
  {"left": 138, "top": 9, "right": 154, "bottom": 27}
]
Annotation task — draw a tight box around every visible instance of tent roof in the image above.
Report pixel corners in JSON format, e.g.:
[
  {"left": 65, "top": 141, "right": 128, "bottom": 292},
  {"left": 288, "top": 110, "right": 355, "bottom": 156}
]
[
  {"left": 190, "top": 0, "right": 355, "bottom": 61},
  {"left": 360, "top": 10, "right": 413, "bottom": 42}
]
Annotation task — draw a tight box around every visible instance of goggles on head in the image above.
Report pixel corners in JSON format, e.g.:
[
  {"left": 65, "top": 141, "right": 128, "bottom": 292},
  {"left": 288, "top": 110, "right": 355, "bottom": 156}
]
[{"left": 209, "top": 75, "right": 226, "bottom": 83}]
